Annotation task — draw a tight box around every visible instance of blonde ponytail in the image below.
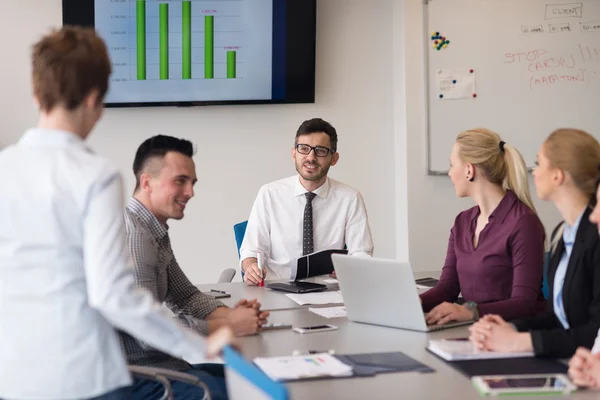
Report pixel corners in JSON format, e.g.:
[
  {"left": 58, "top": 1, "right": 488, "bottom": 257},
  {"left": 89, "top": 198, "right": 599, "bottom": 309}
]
[
  {"left": 456, "top": 128, "right": 536, "bottom": 212},
  {"left": 503, "top": 143, "right": 537, "bottom": 212}
]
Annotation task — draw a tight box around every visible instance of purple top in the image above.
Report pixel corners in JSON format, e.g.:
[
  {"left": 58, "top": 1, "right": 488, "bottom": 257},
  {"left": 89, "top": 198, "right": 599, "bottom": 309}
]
[{"left": 421, "top": 190, "right": 546, "bottom": 320}]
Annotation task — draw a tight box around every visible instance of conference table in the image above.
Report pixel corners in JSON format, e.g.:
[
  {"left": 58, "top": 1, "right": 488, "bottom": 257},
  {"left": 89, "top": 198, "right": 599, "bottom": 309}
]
[
  {"left": 197, "top": 272, "right": 437, "bottom": 311},
  {"left": 197, "top": 276, "right": 342, "bottom": 311},
  {"left": 196, "top": 274, "right": 596, "bottom": 400}
]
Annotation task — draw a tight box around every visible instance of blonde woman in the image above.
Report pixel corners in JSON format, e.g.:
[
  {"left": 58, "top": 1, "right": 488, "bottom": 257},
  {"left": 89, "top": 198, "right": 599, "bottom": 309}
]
[
  {"left": 569, "top": 171, "right": 600, "bottom": 388},
  {"left": 470, "top": 129, "right": 600, "bottom": 358},
  {"left": 422, "top": 128, "right": 545, "bottom": 326}
]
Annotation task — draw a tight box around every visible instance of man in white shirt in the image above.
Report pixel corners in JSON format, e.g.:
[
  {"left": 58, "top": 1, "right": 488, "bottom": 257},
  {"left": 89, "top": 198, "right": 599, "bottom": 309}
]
[
  {"left": 0, "top": 27, "right": 232, "bottom": 400},
  {"left": 240, "top": 118, "right": 374, "bottom": 284}
]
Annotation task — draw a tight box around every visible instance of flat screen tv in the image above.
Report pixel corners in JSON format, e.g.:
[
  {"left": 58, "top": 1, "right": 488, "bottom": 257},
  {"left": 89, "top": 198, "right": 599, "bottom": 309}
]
[{"left": 62, "top": 0, "right": 316, "bottom": 107}]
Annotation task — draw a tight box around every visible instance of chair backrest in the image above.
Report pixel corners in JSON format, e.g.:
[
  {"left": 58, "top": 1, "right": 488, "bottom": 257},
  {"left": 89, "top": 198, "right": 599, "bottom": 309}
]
[
  {"left": 218, "top": 268, "right": 236, "bottom": 283},
  {"left": 223, "top": 346, "right": 288, "bottom": 400},
  {"left": 128, "top": 365, "right": 211, "bottom": 400},
  {"left": 234, "top": 221, "right": 248, "bottom": 258}
]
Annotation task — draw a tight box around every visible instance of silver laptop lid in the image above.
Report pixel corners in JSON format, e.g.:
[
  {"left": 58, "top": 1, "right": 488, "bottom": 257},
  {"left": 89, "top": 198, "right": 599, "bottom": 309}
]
[{"left": 331, "top": 255, "right": 428, "bottom": 332}]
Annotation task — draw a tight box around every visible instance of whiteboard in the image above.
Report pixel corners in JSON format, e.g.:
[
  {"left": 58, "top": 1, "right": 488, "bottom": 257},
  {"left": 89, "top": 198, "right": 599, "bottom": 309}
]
[{"left": 426, "top": 0, "right": 600, "bottom": 174}]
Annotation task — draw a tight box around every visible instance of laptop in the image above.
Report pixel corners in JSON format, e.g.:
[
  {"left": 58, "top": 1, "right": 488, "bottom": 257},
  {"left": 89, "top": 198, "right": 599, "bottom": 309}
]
[
  {"left": 267, "top": 281, "right": 327, "bottom": 294},
  {"left": 331, "top": 254, "right": 472, "bottom": 332}
]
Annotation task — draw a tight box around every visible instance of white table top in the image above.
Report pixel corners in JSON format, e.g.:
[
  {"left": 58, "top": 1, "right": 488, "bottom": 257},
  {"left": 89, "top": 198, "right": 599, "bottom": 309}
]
[
  {"left": 196, "top": 270, "right": 592, "bottom": 399},
  {"left": 240, "top": 309, "right": 592, "bottom": 400},
  {"left": 196, "top": 271, "right": 442, "bottom": 311}
]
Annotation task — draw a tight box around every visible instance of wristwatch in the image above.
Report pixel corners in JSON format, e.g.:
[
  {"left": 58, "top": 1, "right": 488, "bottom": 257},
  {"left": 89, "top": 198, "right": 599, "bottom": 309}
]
[{"left": 464, "top": 301, "right": 480, "bottom": 321}]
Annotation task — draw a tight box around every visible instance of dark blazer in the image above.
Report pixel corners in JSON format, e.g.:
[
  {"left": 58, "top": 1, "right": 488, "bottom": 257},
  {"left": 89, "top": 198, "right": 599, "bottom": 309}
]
[{"left": 513, "top": 206, "right": 600, "bottom": 358}]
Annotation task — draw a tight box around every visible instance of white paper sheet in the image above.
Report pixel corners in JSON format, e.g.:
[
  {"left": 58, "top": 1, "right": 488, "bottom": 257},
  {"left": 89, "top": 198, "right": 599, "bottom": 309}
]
[
  {"left": 285, "top": 291, "right": 344, "bottom": 306},
  {"left": 253, "top": 353, "right": 352, "bottom": 381},
  {"left": 183, "top": 354, "right": 225, "bottom": 365},
  {"left": 308, "top": 306, "right": 347, "bottom": 319},
  {"left": 436, "top": 69, "right": 476, "bottom": 100},
  {"left": 323, "top": 279, "right": 338, "bottom": 284}
]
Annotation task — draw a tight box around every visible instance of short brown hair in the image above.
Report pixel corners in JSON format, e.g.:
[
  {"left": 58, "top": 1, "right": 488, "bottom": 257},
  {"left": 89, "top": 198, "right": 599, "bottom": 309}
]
[{"left": 32, "top": 26, "right": 111, "bottom": 112}]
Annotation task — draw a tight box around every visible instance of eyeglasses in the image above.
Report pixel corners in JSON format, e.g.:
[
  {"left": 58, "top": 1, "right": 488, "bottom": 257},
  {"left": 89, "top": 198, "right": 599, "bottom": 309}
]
[{"left": 295, "top": 144, "right": 334, "bottom": 157}]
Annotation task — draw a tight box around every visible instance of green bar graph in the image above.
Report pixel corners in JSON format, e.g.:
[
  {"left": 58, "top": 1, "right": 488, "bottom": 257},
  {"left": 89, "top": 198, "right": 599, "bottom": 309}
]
[
  {"left": 159, "top": 3, "right": 169, "bottom": 80},
  {"left": 136, "top": 0, "right": 146, "bottom": 80},
  {"left": 182, "top": 1, "right": 192, "bottom": 79},
  {"left": 204, "top": 15, "right": 214, "bottom": 79},
  {"left": 227, "top": 51, "right": 236, "bottom": 78}
]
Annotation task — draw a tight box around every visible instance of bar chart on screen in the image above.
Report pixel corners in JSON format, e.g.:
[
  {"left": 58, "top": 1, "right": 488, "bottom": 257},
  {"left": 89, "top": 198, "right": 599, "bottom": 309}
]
[{"left": 95, "top": 0, "right": 273, "bottom": 103}]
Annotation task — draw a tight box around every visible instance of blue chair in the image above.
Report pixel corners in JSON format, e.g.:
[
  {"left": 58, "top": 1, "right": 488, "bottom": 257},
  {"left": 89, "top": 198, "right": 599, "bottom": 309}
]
[
  {"left": 223, "top": 345, "right": 288, "bottom": 400},
  {"left": 234, "top": 221, "right": 248, "bottom": 258}
]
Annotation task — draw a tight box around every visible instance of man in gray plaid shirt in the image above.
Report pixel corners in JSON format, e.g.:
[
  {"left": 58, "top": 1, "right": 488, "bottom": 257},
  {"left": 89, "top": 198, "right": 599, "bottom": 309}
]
[{"left": 121, "top": 135, "right": 269, "bottom": 400}]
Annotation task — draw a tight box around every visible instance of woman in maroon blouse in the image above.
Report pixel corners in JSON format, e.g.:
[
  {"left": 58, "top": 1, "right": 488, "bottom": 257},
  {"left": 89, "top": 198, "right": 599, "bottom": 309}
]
[
  {"left": 470, "top": 129, "right": 600, "bottom": 359},
  {"left": 421, "top": 128, "right": 546, "bottom": 326}
]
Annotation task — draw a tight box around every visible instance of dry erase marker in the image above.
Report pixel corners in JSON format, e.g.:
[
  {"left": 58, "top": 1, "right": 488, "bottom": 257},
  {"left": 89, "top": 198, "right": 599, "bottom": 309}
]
[{"left": 257, "top": 252, "right": 265, "bottom": 287}]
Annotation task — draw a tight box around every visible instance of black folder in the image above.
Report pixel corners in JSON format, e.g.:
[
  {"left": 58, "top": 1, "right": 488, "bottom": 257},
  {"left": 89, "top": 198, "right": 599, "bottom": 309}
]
[
  {"left": 335, "top": 352, "right": 435, "bottom": 376},
  {"left": 293, "top": 249, "right": 348, "bottom": 280},
  {"left": 443, "top": 357, "right": 568, "bottom": 378}
]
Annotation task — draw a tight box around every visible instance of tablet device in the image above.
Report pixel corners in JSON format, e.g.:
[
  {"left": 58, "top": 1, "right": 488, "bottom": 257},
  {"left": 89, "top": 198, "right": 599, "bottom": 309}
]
[
  {"left": 262, "top": 322, "right": 293, "bottom": 331},
  {"left": 267, "top": 281, "right": 327, "bottom": 293},
  {"left": 471, "top": 374, "right": 577, "bottom": 396}
]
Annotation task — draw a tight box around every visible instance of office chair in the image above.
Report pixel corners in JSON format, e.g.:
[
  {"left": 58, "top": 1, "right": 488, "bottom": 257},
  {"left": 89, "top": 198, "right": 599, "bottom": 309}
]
[
  {"left": 233, "top": 221, "right": 248, "bottom": 258},
  {"left": 218, "top": 268, "right": 236, "bottom": 283},
  {"left": 223, "top": 345, "right": 288, "bottom": 400},
  {"left": 234, "top": 220, "right": 248, "bottom": 279},
  {"left": 128, "top": 365, "right": 212, "bottom": 400}
]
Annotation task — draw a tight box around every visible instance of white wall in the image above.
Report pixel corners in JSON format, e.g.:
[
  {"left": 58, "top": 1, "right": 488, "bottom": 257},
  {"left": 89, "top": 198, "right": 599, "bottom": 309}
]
[
  {"left": 1, "top": 0, "right": 563, "bottom": 284},
  {"left": 1, "top": 0, "right": 399, "bottom": 284},
  {"left": 401, "top": 0, "right": 562, "bottom": 272}
]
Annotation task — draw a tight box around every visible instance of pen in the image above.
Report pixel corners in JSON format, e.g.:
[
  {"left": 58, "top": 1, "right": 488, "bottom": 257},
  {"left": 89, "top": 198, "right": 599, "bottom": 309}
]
[
  {"left": 257, "top": 252, "right": 265, "bottom": 287},
  {"left": 209, "top": 289, "right": 230, "bottom": 295}
]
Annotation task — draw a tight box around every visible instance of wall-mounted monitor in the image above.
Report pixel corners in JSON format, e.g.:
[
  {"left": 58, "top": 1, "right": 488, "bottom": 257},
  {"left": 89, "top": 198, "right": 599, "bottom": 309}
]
[{"left": 62, "top": 0, "right": 316, "bottom": 107}]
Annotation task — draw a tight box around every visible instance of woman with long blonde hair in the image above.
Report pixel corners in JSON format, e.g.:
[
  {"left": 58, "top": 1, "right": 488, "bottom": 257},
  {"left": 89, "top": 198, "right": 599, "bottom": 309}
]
[
  {"left": 422, "top": 128, "right": 546, "bottom": 325},
  {"left": 471, "top": 129, "right": 600, "bottom": 358}
]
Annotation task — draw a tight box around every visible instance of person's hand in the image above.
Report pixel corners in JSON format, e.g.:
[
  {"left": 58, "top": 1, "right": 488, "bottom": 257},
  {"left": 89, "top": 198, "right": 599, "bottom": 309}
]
[
  {"left": 329, "top": 271, "right": 337, "bottom": 279},
  {"left": 234, "top": 298, "right": 270, "bottom": 328},
  {"left": 469, "top": 315, "right": 531, "bottom": 352},
  {"left": 234, "top": 298, "right": 258, "bottom": 308},
  {"left": 243, "top": 262, "right": 266, "bottom": 285},
  {"left": 206, "top": 326, "right": 236, "bottom": 357},
  {"left": 569, "top": 347, "right": 600, "bottom": 388},
  {"left": 226, "top": 303, "right": 260, "bottom": 336},
  {"left": 425, "top": 302, "right": 473, "bottom": 325}
]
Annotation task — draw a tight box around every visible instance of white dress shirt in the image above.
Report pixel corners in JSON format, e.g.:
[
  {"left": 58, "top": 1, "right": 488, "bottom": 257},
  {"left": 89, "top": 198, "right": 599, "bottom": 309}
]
[
  {"left": 593, "top": 333, "right": 600, "bottom": 354},
  {"left": 240, "top": 175, "right": 374, "bottom": 279},
  {"left": 0, "top": 129, "right": 210, "bottom": 400},
  {"left": 553, "top": 210, "right": 584, "bottom": 329}
]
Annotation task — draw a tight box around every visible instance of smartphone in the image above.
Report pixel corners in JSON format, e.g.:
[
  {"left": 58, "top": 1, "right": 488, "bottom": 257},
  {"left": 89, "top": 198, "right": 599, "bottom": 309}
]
[
  {"left": 415, "top": 277, "right": 439, "bottom": 287},
  {"left": 471, "top": 374, "right": 576, "bottom": 396},
  {"left": 261, "top": 322, "right": 292, "bottom": 331},
  {"left": 293, "top": 324, "right": 338, "bottom": 334}
]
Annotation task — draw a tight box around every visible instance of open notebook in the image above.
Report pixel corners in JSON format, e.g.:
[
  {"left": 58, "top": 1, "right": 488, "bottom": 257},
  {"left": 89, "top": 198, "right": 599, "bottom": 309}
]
[{"left": 428, "top": 339, "right": 534, "bottom": 361}]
